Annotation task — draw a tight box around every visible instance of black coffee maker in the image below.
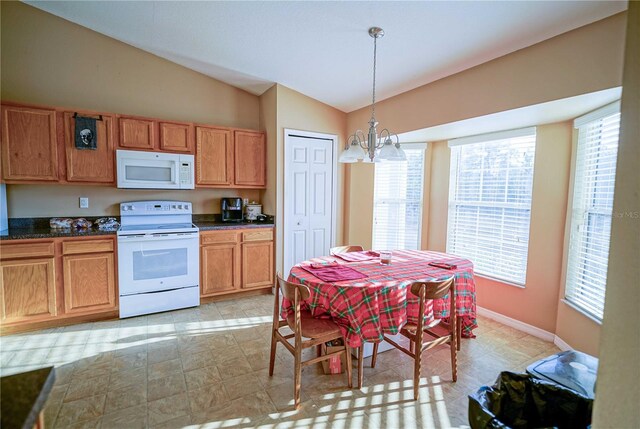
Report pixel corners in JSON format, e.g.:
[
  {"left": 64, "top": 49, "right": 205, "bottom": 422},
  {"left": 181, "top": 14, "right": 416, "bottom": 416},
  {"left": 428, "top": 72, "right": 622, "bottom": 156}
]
[{"left": 221, "top": 197, "right": 243, "bottom": 222}]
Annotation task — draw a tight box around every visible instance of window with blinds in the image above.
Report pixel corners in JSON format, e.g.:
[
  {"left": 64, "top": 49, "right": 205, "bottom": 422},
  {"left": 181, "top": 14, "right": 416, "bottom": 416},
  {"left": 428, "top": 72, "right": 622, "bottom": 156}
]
[
  {"left": 565, "top": 102, "right": 620, "bottom": 321},
  {"left": 372, "top": 145, "right": 426, "bottom": 250},
  {"left": 447, "top": 128, "right": 536, "bottom": 285}
]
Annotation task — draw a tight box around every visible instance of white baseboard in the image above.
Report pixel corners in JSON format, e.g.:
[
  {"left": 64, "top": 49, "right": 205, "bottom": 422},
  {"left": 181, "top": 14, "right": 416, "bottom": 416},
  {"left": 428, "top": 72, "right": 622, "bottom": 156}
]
[
  {"left": 477, "top": 306, "right": 573, "bottom": 350},
  {"left": 553, "top": 336, "right": 573, "bottom": 351}
]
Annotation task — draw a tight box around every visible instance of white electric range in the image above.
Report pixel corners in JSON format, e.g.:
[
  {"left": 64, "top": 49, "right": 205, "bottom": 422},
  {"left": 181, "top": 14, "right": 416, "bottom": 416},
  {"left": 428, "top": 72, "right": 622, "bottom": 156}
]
[{"left": 117, "top": 201, "right": 199, "bottom": 318}]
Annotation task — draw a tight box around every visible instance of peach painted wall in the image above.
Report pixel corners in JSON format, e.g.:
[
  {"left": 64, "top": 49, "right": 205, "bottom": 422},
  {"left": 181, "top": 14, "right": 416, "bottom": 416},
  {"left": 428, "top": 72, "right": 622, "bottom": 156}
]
[
  {"left": 261, "top": 84, "right": 347, "bottom": 273},
  {"left": 1, "top": 2, "right": 262, "bottom": 218},
  {"left": 475, "top": 123, "right": 573, "bottom": 334},
  {"left": 345, "top": 13, "right": 626, "bottom": 348},
  {"left": 346, "top": 12, "right": 626, "bottom": 136},
  {"left": 423, "top": 124, "right": 573, "bottom": 334},
  {"left": 593, "top": 1, "right": 640, "bottom": 424}
]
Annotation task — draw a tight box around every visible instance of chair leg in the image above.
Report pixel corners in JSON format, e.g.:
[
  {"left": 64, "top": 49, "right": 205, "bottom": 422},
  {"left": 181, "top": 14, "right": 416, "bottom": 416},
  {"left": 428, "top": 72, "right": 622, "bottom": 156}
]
[
  {"left": 413, "top": 343, "right": 422, "bottom": 400},
  {"left": 357, "top": 345, "right": 364, "bottom": 389},
  {"left": 371, "top": 343, "right": 379, "bottom": 368},
  {"left": 457, "top": 316, "right": 462, "bottom": 351},
  {"left": 410, "top": 340, "right": 415, "bottom": 354},
  {"left": 451, "top": 336, "right": 458, "bottom": 383},
  {"left": 294, "top": 347, "right": 302, "bottom": 409},
  {"left": 268, "top": 329, "right": 278, "bottom": 376},
  {"left": 344, "top": 345, "right": 353, "bottom": 388}
]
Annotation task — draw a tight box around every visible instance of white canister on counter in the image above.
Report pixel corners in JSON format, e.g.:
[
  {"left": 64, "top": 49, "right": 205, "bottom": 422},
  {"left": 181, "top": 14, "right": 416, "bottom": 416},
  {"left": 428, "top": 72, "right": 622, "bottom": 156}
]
[{"left": 245, "top": 202, "right": 262, "bottom": 221}]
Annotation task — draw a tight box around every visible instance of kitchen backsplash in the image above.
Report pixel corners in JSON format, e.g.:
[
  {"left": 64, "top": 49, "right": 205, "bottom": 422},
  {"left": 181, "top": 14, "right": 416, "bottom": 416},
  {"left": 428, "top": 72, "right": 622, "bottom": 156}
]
[{"left": 6, "top": 184, "right": 260, "bottom": 218}]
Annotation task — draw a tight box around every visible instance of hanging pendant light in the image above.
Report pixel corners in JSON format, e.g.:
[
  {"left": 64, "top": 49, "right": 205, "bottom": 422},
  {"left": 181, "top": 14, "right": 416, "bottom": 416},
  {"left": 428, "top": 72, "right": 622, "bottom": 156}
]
[{"left": 339, "top": 27, "right": 404, "bottom": 163}]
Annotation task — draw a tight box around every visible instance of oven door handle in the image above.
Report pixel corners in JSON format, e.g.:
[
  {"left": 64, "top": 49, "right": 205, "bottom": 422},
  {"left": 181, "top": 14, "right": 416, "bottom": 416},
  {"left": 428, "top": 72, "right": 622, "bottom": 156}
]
[{"left": 118, "top": 233, "right": 198, "bottom": 243}]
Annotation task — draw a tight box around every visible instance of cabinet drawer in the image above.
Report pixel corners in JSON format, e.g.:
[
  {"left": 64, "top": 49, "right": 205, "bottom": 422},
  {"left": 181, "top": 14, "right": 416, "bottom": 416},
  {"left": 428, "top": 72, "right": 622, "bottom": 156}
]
[
  {"left": 62, "top": 239, "right": 114, "bottom": 255},
  {"left": 0, "top": 241, "right": 55, "bottom": 260},
  {"left": 200, "top": 231, "right": 239, "bottom": 245},
  {"left": 242, "top": 229, "right": 273, "bottom": 242}
]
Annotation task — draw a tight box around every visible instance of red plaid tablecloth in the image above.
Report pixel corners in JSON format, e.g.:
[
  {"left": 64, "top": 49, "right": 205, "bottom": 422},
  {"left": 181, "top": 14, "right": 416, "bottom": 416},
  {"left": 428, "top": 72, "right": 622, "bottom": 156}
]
[{"left": 283, "top": 250, "right": 477, "bottom": 348}]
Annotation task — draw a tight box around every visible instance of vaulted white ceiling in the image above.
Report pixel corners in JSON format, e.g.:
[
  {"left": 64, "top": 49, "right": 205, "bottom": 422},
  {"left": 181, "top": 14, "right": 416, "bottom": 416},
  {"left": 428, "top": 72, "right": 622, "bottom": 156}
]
[{"left": 26, "top": 1, "right": 627, "bottom": 112}]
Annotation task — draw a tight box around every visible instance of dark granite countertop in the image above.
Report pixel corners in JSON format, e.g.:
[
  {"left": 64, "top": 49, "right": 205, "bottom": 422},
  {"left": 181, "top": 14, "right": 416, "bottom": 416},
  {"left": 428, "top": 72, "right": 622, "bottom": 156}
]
[
  {"left": 1, "top": 366, "right": 55, "bottom": 429},
  {"left": 1, "top": 217, "right": 118, "bottom": 241},
  {"left": 1, "top": 215, "right": 274, "bottom": 241},
  {"left": 194, "top": 214, "right": 274, "bottom": 231}
]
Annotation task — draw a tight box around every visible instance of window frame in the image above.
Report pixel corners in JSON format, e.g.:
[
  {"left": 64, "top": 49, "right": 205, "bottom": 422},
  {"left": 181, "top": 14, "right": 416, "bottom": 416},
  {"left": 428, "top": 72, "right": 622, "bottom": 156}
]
[
  {"left": 446, "top": 127, "right": 537, "bottom": 286},
  {"left": 563, "top": 101, "right": 621, "bottom": 322},
  {"left": 371, "top": 143, "right": 427, "bottom": 251}
]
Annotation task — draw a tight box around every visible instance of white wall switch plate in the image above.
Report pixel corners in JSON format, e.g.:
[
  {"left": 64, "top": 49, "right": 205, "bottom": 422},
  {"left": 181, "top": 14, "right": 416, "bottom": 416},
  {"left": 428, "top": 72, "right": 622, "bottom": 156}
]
[{"left": 79, "top": 197, "right": 89, "bottom": 209}]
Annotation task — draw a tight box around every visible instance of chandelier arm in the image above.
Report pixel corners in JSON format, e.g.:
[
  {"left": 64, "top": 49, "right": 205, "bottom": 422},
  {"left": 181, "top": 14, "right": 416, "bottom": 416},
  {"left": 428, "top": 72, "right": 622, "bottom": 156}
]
[
  {"left": 375, "top": 128, "right": 391, "bottom": 149},
  {"left": 355, "top": 130, "right": 368, "bottom": 149}
]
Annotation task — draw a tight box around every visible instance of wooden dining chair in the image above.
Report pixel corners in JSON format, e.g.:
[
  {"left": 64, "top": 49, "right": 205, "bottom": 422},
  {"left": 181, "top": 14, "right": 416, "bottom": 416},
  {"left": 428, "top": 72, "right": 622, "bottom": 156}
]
[
  {"left": 329, "top": 245, "right": 364, "bottom": 255},
  {"left": 371, "top": 277, "right": 457, "bottom": 400},
  {"left": 269, "top": 273, "right": 353, "bottom": 408}
]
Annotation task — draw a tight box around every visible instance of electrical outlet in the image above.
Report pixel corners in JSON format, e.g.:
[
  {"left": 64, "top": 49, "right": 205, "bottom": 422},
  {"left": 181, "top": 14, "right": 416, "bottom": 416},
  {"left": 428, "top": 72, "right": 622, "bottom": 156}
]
[
  {"left": 243, "top": 198, "right": 249, "bottom": 206},
  {"left": 79, "top": 197, "right": 89, "bottom": 209}
]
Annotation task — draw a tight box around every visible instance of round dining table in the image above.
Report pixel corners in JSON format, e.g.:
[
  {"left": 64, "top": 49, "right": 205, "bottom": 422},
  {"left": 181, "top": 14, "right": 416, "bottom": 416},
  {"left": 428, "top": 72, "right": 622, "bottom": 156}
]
[{"left": 283, "top": 249, "right": 478, "bottom": 349}]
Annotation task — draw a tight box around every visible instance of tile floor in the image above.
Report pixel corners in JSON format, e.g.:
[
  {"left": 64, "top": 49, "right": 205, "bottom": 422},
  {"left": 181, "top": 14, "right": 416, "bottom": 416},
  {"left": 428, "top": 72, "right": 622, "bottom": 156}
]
[{"left": 0, "top": 294, "right": 560, "bottom": 428}]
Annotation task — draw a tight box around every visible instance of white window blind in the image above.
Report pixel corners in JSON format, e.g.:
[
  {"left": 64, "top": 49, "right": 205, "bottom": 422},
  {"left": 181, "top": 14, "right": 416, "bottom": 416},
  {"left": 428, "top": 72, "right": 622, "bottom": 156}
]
[
  {"left": 447, "top": 129, "right": 536, "bottom": 285},
  {"left": 565, "top": 102, "right": 620, "bottom": 321},
  {"left": 372, "top": 146, "right": 425, "bottom": 250}
]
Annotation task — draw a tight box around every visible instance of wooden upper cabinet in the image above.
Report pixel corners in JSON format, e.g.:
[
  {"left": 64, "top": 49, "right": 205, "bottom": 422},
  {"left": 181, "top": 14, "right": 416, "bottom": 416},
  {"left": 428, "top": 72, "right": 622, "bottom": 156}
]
[
  {"left": 118, "top": 116, "right": 156, "bottom": 150},
  {"left": 160, "top": 121, "right": 194, "bottom": 154},
  {"left": 63, "top": 111, "right": 115, "bottom": 184},
  {"left": 196, "top": 126, "right": 233, "bottom": 186},
  {"left": 234, "top": 130, "right": 266, "bottom": 188},
  {"left": 0, "top": 257, "right": 57, "bottom": 324},
  {"left": 1, "top": 105, "right": 58, "bottom": 182}
]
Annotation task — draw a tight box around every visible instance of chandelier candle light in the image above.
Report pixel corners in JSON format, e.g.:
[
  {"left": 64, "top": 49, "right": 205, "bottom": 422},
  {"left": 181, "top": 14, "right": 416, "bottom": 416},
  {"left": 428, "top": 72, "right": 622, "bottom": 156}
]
[{"left": 339, "top": 27, "right": 406, "bottom": 163}]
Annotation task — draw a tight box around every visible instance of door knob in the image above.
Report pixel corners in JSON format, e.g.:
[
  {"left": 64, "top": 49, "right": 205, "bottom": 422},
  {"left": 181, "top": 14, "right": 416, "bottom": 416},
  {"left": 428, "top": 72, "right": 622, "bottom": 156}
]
[{"left": 297, "top": 221, "right": 302, "bottom": 226}]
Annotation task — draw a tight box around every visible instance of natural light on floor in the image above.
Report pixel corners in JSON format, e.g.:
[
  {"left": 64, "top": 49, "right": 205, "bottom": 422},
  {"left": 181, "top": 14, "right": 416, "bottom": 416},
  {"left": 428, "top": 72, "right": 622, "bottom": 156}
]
[{"left": 0, "top": 295, "right": 561, "bottom": 428}]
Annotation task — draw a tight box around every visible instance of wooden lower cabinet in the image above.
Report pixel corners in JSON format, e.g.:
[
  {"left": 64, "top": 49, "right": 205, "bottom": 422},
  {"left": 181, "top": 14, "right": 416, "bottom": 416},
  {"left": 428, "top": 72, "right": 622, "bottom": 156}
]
[
  {"left": 0, "top": 257, "right": 57, "bottom": 324},
  {"left": 201, "top": 243, "right": 240, "bottom": 296},
  {"left": 241, "top": 240, "right": 274, "bottom": 289},
  {"left": 63, "top": 252, "right": 116, "bottom": 314},
  {"left": 0, "top": 236, "right": 118, "bottom": 332},
  {"left": 199, "top": 228, "right": 274, "bottom": 297}
]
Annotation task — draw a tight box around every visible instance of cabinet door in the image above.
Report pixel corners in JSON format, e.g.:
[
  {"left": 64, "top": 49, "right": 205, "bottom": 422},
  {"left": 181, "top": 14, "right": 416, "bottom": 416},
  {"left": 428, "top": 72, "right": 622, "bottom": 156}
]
[
  {"left": 64, "top": 112, "right": 115, "bottom": 183},
  {"left": 234, "top": 131, "right": 266, "bottom": 187},
  {"left": 241, "top": 241, "right": 274, "bottom": 288},
  {"left": 63, "top": 252, "right": 116, "bottom": 314},
  {"left": 196, "top": 127, "right": 233, "bottom": 186},
  {"left": 0, "top": 258, "right": 57, "bottom": 324},
  {"left": 118, "top": 117, "right": 156, "bottom": 150},
  {"left": 160, "top": 122, "right": 194, "bottom": 153},
  {"left": 1, "top": 105, "right": 58, "bottom": 181},
  {"left": 201, "top": 244, "right": 240, "bottom": 296}
]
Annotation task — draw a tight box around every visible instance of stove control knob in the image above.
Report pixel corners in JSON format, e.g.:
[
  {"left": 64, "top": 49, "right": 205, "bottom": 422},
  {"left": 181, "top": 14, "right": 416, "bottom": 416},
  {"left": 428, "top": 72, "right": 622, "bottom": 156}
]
[{"left": 122, "top": 206, "right": 128, "bottom": 211}]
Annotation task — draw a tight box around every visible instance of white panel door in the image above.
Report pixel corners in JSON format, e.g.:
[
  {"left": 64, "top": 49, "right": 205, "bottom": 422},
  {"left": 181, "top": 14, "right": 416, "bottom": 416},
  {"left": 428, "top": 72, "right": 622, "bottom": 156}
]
[{"left": 284, "top": 134, "right": 334, "bottom": 275}]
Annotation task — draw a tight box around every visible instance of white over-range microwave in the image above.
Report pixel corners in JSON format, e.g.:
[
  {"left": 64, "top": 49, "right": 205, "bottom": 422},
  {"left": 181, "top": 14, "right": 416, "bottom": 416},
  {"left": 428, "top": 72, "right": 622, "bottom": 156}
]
[{"left": 116, "top": 149, "right": 195, "bottom": 189}]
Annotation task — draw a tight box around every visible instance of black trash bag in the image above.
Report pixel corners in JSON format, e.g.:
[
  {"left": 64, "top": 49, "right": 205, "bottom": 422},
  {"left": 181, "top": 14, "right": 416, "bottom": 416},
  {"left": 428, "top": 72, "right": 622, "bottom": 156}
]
[{"left": 468, "top": 371, "right": 593, "bottom": 429}]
